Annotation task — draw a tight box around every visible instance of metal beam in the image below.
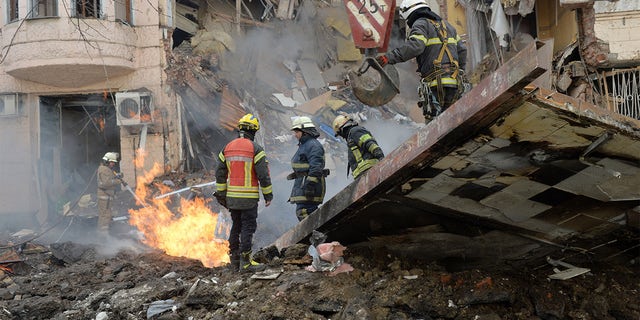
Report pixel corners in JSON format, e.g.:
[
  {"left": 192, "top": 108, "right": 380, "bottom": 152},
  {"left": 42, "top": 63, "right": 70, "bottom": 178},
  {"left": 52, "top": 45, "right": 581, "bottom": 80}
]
[{"left": 273, "top": 42, "right": 547, "bottom": 250}]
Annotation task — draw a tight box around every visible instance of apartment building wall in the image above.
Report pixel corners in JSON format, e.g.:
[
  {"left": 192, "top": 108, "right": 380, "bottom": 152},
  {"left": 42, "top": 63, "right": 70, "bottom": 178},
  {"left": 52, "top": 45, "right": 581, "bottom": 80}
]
[
  {"left": 593, "top": 4, "right": 640, "bottom": 65},
  {"left": 0, "top": 0, "right": 180, "bottom": 222}
]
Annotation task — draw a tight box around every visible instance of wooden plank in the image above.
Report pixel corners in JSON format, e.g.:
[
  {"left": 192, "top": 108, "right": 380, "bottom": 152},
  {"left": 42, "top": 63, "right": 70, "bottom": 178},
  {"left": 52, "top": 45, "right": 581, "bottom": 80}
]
[
  {"left": 295, "top": 91, "right": 332, "bottom": 114},
  {"left": 276, "top": 0, "right": 291, "bottom": 20}
]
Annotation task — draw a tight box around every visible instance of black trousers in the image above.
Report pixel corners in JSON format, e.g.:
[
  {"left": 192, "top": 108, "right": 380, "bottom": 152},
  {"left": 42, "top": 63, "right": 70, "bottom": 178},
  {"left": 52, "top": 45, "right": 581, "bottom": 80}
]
[
  {"left": 228, "top": 206, "right": 258, "bottom": 254},
  {"left": 439, "top": 86, "right": 460, "bottom": 110}
]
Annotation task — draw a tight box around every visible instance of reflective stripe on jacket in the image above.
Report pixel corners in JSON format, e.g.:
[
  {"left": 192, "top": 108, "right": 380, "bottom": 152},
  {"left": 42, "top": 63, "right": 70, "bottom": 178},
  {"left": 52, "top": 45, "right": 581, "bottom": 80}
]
[
  {"left": 216, "top": 137, "right": 273, "bottom": 210},
  {"left": 387, "top": 17, "right": 467, "bottom": 87},
  {"left": 345, "top": 126, "right": 383, "bottom": 178},
  {"left": 289, "top": 135, "right": 326, "bottom": 204}
]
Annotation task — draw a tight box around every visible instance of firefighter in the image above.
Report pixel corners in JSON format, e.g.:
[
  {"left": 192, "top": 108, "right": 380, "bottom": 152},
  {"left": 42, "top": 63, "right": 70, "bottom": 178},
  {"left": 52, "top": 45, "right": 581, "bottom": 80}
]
[
  {"left": 288, "top": 116, "right": 327, "bottom": 221},
  {"left": 332, "top": 114, "right": 385, "bottom": 179},
  {"left": 376, "top": 0, "right": 468, "bottom": 122},
  {"left": 97, "top": 152, "right": 122, "bottom": 236},
  {"left": 214, "top": 113, "right": 273, "bottom": 273}
]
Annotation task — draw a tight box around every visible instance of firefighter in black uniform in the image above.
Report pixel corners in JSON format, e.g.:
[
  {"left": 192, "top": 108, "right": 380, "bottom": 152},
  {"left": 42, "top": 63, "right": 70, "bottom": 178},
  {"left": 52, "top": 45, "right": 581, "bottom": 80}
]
[
  {"left": 377, "top": 0, "right": 468, "bottom": 122},
  {"left": 332, "top": 114, "right": 384, "bottom": 179}
]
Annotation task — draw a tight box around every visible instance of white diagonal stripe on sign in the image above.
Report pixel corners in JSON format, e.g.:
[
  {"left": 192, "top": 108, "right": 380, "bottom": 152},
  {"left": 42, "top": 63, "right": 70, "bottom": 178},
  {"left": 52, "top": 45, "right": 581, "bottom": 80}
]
[
  {"left": 346, "top": 1, "right": 381, "bottom": 43},
  {"left": 369, "top": 0, "right": 386, "bottom": 25}
]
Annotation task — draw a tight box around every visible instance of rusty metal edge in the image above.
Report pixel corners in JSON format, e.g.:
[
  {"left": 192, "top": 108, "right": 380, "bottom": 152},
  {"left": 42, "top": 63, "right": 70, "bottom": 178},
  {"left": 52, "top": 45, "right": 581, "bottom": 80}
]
[
  {"left": 272, "top": 42, "right": 547, "bottom": 250},
  {"left": 531, "top": 86, "right": 640, "bottom": 138}
]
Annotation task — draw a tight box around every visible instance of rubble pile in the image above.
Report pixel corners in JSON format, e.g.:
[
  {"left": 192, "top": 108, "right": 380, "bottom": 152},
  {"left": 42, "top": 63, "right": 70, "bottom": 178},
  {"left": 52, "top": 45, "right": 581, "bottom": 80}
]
[{"left": 0, "top": 231, "right": 638, "bottom": 319}]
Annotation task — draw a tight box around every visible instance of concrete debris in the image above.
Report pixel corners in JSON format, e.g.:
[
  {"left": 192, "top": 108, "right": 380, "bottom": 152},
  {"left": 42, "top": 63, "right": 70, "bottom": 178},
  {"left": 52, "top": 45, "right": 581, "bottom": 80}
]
[
  {"left": 146, "top": 299, "right": 179, "bottom": 319},
  {"left": 546, "top": 257, "right": 591, "bottom": 280},
  {"left": 272, "top": 93, "right": 298, "bottom": 108},
  {"left": 191, "top": 26, "right": 236, "bottom": 55}
]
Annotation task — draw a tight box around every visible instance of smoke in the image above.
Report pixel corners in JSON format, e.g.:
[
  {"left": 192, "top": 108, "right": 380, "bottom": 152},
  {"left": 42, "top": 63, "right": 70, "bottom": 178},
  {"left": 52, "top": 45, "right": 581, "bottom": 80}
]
[
  {"left": 206, "top": 2, "right": 422, "bottom": 249},
  {"left": 219, "top": 0, "right": 324, "bottom": 95},
  {"left": 133, "top": 0, "right": 418, "bottom": 251}
]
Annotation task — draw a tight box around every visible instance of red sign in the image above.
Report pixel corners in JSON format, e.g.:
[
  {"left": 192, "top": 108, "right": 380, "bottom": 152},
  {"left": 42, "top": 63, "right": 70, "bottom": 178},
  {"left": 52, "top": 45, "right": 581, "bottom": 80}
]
[{"left": 343, "top": 0, "right": 396, "bottom": 52}]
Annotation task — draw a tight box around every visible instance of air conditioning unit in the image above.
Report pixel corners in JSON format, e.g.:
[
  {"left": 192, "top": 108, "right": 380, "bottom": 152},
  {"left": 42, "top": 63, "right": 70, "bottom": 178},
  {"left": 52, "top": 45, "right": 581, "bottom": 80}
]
[
  {"left": 0, "top": 93, "right": 18, "bottom": 117},
  {"left": 115, "top": 92, "right": 154, "bottom": 126}
]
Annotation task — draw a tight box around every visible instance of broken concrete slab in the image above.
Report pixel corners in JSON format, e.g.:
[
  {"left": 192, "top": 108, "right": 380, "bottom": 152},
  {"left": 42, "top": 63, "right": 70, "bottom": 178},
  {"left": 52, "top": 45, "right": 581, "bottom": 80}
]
[
  {"left": 336, "top": 37, "right": 362, "bottom": 62},
  {"left": 298, "top": 59, "right": 326, "bottom": 89}
]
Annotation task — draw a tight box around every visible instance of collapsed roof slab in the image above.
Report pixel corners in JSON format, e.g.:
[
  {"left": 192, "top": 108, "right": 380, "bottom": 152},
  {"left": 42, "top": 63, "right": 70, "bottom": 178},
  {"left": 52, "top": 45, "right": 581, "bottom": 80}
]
[
  {"left": 273, "top": 42, "right": 549, "bottom": 250},
  {"left": 274, "top": 40, "right": 640, "bottom": 252}
]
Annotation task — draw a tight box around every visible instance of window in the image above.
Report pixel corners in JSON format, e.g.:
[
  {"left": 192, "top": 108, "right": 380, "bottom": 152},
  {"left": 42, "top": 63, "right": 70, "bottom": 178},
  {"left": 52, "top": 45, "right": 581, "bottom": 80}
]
[
  {"left": 114, "top": 0, "right": 132, "bottom": 24},
  {"left": 74, "top": 0, "right": 101, "bottom": 18},
  {"left": 8, "top": 0, "right": 19, "bottom": 22},
  {"left": 30, "top": 0, "right": 58, "bottom": 18},
  {"left": 0, "top": 94, "right": 19, "bottom": 116}
]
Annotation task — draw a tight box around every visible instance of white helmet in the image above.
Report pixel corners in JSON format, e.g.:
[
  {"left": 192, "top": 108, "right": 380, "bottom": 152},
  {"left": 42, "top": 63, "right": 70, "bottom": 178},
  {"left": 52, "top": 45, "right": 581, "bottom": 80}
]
[
  {"left": 102, "top": 152, "right": 119, "bottom": 163},
  {"left": 399, "top": 0, "right": 429, "bottom": 20},
  {"left": 290, "top": 116, "right": 315, "bottom": 130}
]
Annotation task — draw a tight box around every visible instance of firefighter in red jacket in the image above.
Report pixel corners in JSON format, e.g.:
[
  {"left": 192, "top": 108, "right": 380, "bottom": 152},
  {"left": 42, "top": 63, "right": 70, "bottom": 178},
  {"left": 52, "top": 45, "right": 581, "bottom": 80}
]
[{"left": 214, "top": 114, "right": 273, "bottom": 272}]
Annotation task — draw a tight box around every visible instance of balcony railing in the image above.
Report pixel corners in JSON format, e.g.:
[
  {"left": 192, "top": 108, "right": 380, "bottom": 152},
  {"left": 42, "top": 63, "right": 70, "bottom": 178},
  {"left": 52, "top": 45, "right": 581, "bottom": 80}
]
[{"left": 600, "top": 67, "right": 640, "bottom": 120}]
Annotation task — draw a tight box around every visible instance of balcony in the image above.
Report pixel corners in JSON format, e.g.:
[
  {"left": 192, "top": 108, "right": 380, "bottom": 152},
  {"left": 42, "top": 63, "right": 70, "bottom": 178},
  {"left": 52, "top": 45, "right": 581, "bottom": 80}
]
[{"left": 1, "top": 18, "right": 137, "bottom": 87}]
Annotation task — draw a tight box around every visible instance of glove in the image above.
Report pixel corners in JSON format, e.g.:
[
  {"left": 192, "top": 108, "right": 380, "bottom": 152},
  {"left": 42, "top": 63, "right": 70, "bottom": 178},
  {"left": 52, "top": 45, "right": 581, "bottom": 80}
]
[
  {"left": 213, "top": 191, "right": 227, "bottom": 208},
  {"left": 286, "top": 172, "right": 297, "bottom": 180},
  {"left": 114, "top": 172, "right": 124, "bottom": 180},
  {"left": 373, "top": 148, "right": 384, "bottom": 160},
  {"left": 304, "top": 181, "right": 316, "bottom": 198},
  {"left": 376, "top": 55, "right": 389, "bottom": 67}
]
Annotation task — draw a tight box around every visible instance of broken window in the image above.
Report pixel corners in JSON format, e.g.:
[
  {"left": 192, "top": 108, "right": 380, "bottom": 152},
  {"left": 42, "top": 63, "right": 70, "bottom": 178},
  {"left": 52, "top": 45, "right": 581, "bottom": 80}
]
[
  {"left": 30, "top": 0, "right": 58, "bottom": 18},
  {"left": 8, "top": 0, "right": 19, "bottom": 22},
  {"left": 114, "top": 0, "right": 132, "bottom": 24},
  {"left": 73, "top": 0, "right": 101, "bottom": 18}
]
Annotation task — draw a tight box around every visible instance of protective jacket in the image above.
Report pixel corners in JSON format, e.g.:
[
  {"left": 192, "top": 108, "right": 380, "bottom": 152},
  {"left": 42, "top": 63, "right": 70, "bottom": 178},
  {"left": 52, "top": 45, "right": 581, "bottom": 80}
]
[
  {"left": 216, "top": 135, "right": 273, "bottom": 210},
  {"left": 289, "top": 134, "right": 326, "bottom": 204},
  {"left": 343, "top": 125, "right": 384, "bottom": 178},
  {"left": 97, "top": 163, "right": 120, "bottom": 199},
  {"left": 387, "top": 15, "right": 467, "bottom": 88}
]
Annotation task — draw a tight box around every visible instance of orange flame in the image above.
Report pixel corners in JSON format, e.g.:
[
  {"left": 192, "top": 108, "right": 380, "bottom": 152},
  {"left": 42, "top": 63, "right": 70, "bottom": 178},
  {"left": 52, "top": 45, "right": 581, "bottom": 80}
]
[
  {"left": 95, "top": 116, "right": 105, "bottom": 131},
  {"left": 0, "top": 264, "right": 12, "bottom": 273},
  {"left": 127, "top": 149, "right": 229, "bottom": 267}
]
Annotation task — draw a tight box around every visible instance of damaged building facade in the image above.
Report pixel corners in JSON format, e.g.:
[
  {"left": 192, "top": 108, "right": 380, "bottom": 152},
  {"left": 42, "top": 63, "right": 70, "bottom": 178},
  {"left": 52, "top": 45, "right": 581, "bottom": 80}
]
[
  {"left": 0, "top": 0, "right": 639, "bottom": 232},
  {"left": 0, "top": 0, "right": 182, "bottom": 225},
  {"left": 460, "top": 0, "right": 640, "bottom": 119}
]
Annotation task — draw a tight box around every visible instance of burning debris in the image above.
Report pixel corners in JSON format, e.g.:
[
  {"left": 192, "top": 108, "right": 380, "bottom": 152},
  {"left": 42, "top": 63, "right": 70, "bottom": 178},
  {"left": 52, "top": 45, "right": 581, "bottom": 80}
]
[{"left": 120, "top": 150, "right": 231, "bottom": 268}]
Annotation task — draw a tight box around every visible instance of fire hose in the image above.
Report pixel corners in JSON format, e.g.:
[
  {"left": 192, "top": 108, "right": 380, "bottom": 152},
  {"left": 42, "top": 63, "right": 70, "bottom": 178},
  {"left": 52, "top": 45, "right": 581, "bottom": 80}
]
[{"left": 112, "top": 171, "right": 149, "bottom": 208}]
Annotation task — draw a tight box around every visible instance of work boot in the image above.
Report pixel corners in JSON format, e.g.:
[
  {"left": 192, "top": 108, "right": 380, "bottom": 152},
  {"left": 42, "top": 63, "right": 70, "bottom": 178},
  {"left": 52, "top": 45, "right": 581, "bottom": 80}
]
[
  {"left": 239, "top": 251, "right": 266, "bottom": 273},
  {"left": 227, "top": 252, "right": 240, "bottom": 273}
]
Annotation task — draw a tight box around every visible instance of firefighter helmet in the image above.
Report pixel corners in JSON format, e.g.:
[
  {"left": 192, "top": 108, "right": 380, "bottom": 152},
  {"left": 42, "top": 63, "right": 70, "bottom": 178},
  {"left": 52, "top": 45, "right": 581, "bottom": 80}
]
[
  {"left": 332, "top": 114, "right": 356, "bottom": 137},
  {"left": 102, "top": 152, "right": 119, "bottom": 163},
  {"left": 399, "top": 0, "right": 429, "bottom": 20},
  {"left": 238, "top": 113, "right": 260, "bottom": 131},
  {"left": 290, "top": 116, "right": 315, "bottom": 131}
]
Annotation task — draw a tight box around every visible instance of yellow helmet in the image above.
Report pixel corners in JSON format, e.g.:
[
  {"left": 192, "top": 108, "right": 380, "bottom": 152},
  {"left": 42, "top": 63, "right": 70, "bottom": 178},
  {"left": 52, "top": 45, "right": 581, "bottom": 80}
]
[
  {"left": 332, "top": 114, "right": 354, "bottom": 136},
  {"left": 291, "top": 116, "right": 315, "bottom": 131},
  {"left": 238, "top": 113, "right": 260, "bottom": 131}
]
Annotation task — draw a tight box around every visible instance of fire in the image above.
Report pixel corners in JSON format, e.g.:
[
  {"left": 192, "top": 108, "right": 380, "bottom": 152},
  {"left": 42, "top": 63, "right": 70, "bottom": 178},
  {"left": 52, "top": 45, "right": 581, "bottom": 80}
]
[
  {"left": 95, "top": 116, "right": 105, "bottom": 132},
  {"left": 127, "top": 149, "right": 230, "bottom": 268},
  {"left": 0, "top": 264, "right": 12, "bottom": 274}
]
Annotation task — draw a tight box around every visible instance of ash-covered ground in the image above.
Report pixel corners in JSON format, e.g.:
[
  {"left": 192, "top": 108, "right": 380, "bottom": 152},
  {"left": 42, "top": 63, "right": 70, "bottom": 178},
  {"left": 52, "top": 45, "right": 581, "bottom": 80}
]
[{"left": 0, "top": 218, "right": 638, "bottom": 320}]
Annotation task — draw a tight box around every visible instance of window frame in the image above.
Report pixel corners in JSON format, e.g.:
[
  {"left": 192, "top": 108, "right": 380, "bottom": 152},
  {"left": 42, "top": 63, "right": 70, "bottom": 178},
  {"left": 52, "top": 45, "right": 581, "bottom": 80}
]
[
  {"left": 29, "top": 0, "right": 58, "bottom": 18},
  {"left": 114, "top": 0, "right": 132, "bottom": 25},
  {"left": 72, "top": 0, "right": 102, "bottom": 19},
  {"left": 7, "top": 0, "right": 19, "bottom": 23}
]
